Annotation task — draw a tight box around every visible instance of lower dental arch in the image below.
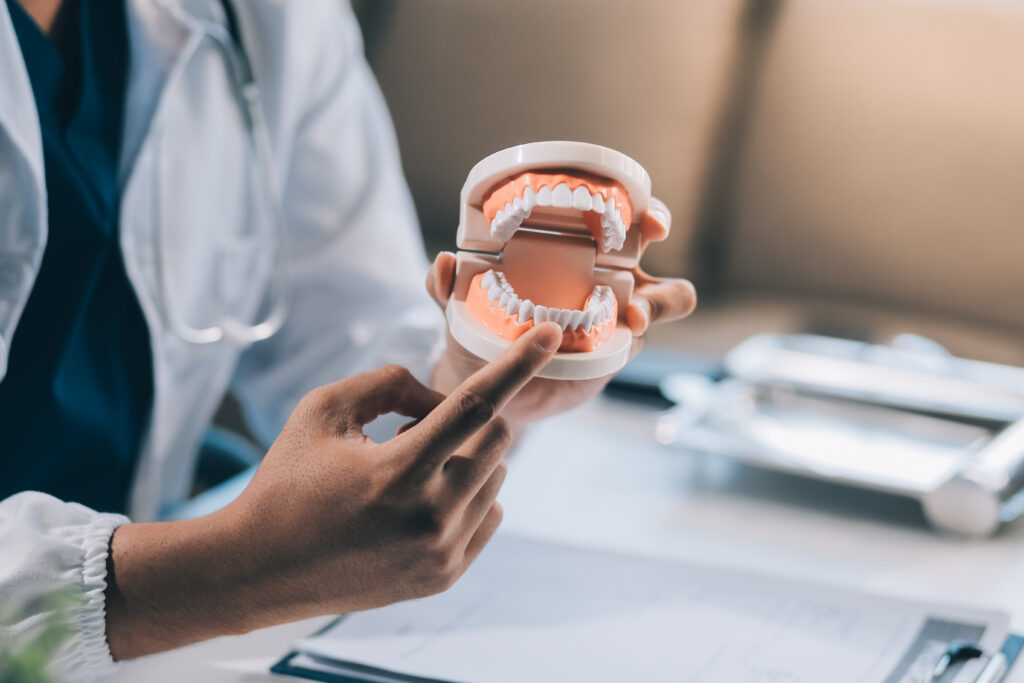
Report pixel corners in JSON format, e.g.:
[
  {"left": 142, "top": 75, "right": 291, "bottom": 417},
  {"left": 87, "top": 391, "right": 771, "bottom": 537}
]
[
  {"left": 466, "top": 268, "right": 619, "bottom": 353},
  {"left": 482, "top": 269, "right": 615, "bottom": 331}
]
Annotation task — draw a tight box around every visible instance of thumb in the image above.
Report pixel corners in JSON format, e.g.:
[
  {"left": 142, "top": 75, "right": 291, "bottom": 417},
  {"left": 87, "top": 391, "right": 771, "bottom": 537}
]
[
  {"left": 312, "top": 365, "right": 445, "bottom": 437},
  {"left": 426, "top": 251, "right": 457, "bottom": 309}
]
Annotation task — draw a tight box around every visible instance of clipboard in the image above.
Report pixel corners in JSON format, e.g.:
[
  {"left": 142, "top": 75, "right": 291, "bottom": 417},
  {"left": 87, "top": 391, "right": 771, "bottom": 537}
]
[
  {"left": 268, "top": 626, "right": 1019, "bottom": 679},
  {"left": 271, "top": 632, "right": 1024, "bottom": 683},
  {"left": 266, "top": 535, "right": 1022, "bottom": 683}
]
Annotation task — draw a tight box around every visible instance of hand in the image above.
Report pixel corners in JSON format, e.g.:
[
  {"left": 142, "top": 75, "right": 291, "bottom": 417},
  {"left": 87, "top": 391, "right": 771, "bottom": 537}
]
[
  {"left": 104, "top": 323, "right": 562, "bottom": 659},
  {"left": 427, "top": 204, "right": 696, "bottom": 428}
]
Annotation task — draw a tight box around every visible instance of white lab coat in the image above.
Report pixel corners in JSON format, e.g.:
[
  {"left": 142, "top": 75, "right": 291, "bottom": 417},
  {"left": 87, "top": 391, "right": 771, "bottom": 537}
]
[{"left": 0, "top": 0, "right": 442, "bottom": 677}]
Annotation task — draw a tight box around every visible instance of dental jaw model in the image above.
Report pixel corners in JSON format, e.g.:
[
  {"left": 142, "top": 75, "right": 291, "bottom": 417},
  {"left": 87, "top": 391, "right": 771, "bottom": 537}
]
[{"left": 446, "top": 141, "right": 671, "bottom": 380}]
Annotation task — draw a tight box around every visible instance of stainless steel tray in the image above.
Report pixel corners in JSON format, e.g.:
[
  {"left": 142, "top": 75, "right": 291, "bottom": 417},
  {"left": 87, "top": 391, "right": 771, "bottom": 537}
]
[{"left": 657, "top": 334, "right": 1024, "bottom": 536}]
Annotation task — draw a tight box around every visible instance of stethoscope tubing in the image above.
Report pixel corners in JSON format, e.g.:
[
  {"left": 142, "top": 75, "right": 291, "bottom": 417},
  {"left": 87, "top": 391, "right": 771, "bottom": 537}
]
[{"left": 156, "top": 17, "right": 291, "bottom": 347}]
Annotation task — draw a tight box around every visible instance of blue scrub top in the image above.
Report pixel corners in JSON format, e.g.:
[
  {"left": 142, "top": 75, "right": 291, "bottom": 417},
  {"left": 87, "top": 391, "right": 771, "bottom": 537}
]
[{"left": 0, "top": 0, "right": 153, "bottom": 514}]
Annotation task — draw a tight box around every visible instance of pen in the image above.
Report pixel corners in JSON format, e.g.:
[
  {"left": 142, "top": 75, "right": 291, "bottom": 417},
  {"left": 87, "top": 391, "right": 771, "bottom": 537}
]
[{"left": 929, "top": 641, "right": 1007, "bottom": 683}]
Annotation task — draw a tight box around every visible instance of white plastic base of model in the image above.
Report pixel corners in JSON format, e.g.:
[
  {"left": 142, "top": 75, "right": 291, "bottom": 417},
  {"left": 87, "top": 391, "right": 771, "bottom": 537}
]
[{"left": 446, "top": 299, "right": 632, "bottom": 381}]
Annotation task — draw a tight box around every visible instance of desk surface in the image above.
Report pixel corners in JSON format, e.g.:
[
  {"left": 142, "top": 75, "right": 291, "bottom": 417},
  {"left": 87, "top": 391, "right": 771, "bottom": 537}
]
[{"left": 107, "top": 395, "right": 1024, "bottom": 682}]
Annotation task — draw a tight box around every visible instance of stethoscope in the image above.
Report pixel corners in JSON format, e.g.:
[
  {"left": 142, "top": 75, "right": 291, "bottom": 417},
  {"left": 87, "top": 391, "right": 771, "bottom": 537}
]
[{"left": 155, "top": 0, "right": 290, "bottom": 346}]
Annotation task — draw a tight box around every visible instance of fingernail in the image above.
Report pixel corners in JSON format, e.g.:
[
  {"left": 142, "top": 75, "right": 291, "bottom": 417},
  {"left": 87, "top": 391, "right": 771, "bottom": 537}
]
[
  {"left": 396, "top": 418, "right": 422, "bottom": 436},
  {"left": 534, "top": 322, "right": 563, "bottom": 353}
]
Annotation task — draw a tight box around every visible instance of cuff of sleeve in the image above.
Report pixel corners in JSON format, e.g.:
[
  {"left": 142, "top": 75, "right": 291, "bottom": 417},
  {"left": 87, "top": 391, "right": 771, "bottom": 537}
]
[{"left": 52, "top": 512, "right": 130, "bottom": 679}]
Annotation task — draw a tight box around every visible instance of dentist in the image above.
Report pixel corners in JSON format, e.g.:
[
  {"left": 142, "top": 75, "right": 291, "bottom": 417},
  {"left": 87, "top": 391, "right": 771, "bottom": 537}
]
[{"left": 0, "top": 0, "right": 696, "bottom": 678}]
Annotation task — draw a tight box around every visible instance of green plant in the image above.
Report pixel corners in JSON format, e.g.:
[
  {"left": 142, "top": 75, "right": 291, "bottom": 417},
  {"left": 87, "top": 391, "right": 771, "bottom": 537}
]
[{"left": 0, "top": 588, "right": 80, "bottom": 683}]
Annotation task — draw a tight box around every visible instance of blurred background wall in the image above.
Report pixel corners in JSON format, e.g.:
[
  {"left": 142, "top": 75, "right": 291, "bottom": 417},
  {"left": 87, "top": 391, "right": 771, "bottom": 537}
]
[
  {"left": 353, "top": 0, "right": 1024, "bottom": 364},
  {"left": 728, "top": 0, "right": 1024, "bottom": 332}
]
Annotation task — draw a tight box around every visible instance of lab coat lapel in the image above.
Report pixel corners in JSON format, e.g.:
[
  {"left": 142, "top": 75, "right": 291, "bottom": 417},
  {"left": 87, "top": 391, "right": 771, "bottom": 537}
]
[
  {"left": 0, "top": 2, "right": 43, "bottom": 193},
  {"left": 0, "top": 1, "right": 46, "bottom": 380},
  {"left": 121, "top": 0, "right": 199, "bottom": 184}
]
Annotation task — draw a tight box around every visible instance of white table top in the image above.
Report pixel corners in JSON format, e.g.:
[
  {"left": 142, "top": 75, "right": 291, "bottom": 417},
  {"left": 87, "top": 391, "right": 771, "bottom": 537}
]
[{"left": 107, "top": 394, "right": 1024, "bottom": 682}]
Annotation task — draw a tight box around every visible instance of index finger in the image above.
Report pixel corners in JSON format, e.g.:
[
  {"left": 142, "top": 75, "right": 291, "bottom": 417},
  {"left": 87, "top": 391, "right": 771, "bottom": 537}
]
[{"left": 399, "top": 322, "right": 562, "bottom": 467}]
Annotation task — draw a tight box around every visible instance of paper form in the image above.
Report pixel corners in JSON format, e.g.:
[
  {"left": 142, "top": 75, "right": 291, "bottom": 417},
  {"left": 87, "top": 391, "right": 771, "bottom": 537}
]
[{"left": 292, "top": 534, "right": 1008, "bottom": 683}]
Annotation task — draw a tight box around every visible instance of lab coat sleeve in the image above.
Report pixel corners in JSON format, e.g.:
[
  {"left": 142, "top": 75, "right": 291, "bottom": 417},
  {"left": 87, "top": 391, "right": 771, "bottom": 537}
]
[
  {"left": 231, "top": 3, "right": 445, "bottom": 446},
  {"left": 0, "top": 491, "right": 128, "bottom": 680}
]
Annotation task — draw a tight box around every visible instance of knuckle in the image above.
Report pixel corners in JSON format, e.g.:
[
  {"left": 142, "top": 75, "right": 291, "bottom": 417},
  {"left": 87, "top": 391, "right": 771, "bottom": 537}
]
[
  {"left": 457, "top": 389, "right": 496, "bottom": 427},
  {"left": 441, "top": 454, "right": 470, "bottom": 478},
  {"left": 379, "top": 364, "right": 412, "bottom": 386},
  {"left": 488, "top": 417, "right": 513, "bottom": 450},
  {"left": 299, "top": 386, "right": 332, "bottom": 416},
  {"left": 413, "top": 544, "right": 462, "bottom": 597},
  {"left": 646, "top": 295, "right": 662, "bottom": 321},
  {"left": 424, "top": 545, "right": 458, "bottom": 575},
  {"left": 494, "top": 461, "right": 508, "bottom": 482},
  {"left": 422, "top": 568, "right": 458, "bottom": 596}
]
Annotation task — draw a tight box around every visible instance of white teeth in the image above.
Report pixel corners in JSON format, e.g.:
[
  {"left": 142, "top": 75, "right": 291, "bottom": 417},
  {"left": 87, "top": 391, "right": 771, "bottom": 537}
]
[
  {"left": 518, "top": 299, "right": 534, "bottom": 324},
  {"left": 522, "top": 187, "right": 537, "bottom": 211},
  {"left": 486, "top": 270, "right": 510, "bottom": 303},
  {"left": 551, "top": 183, "right": 573, "bottom": 208},
  {"left": 488, "top": 185, "right": 627, "bottom": 254},
  {"left": 572, "top": 186, "right": 591, "bottom": 211},
  {"left": 478, "top": 270, "right": 615, "bottom": 332},
  {"left": 581, "top": 310, "right": 596, "bottom": 332},
  {"left": 598, "top": 196, "right": 627, "bottom": 253}
]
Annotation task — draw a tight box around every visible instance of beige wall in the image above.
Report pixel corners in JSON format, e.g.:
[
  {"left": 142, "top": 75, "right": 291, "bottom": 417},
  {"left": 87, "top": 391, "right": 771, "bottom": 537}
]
[{"left": 728, "top": 0, "right": 1024, "bottom": 330}]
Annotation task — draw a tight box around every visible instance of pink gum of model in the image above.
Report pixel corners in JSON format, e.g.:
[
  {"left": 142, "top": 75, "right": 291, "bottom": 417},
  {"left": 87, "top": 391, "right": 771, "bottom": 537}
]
[{"left": 467, "top": 170, "right": 632, "bottom": 353}]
